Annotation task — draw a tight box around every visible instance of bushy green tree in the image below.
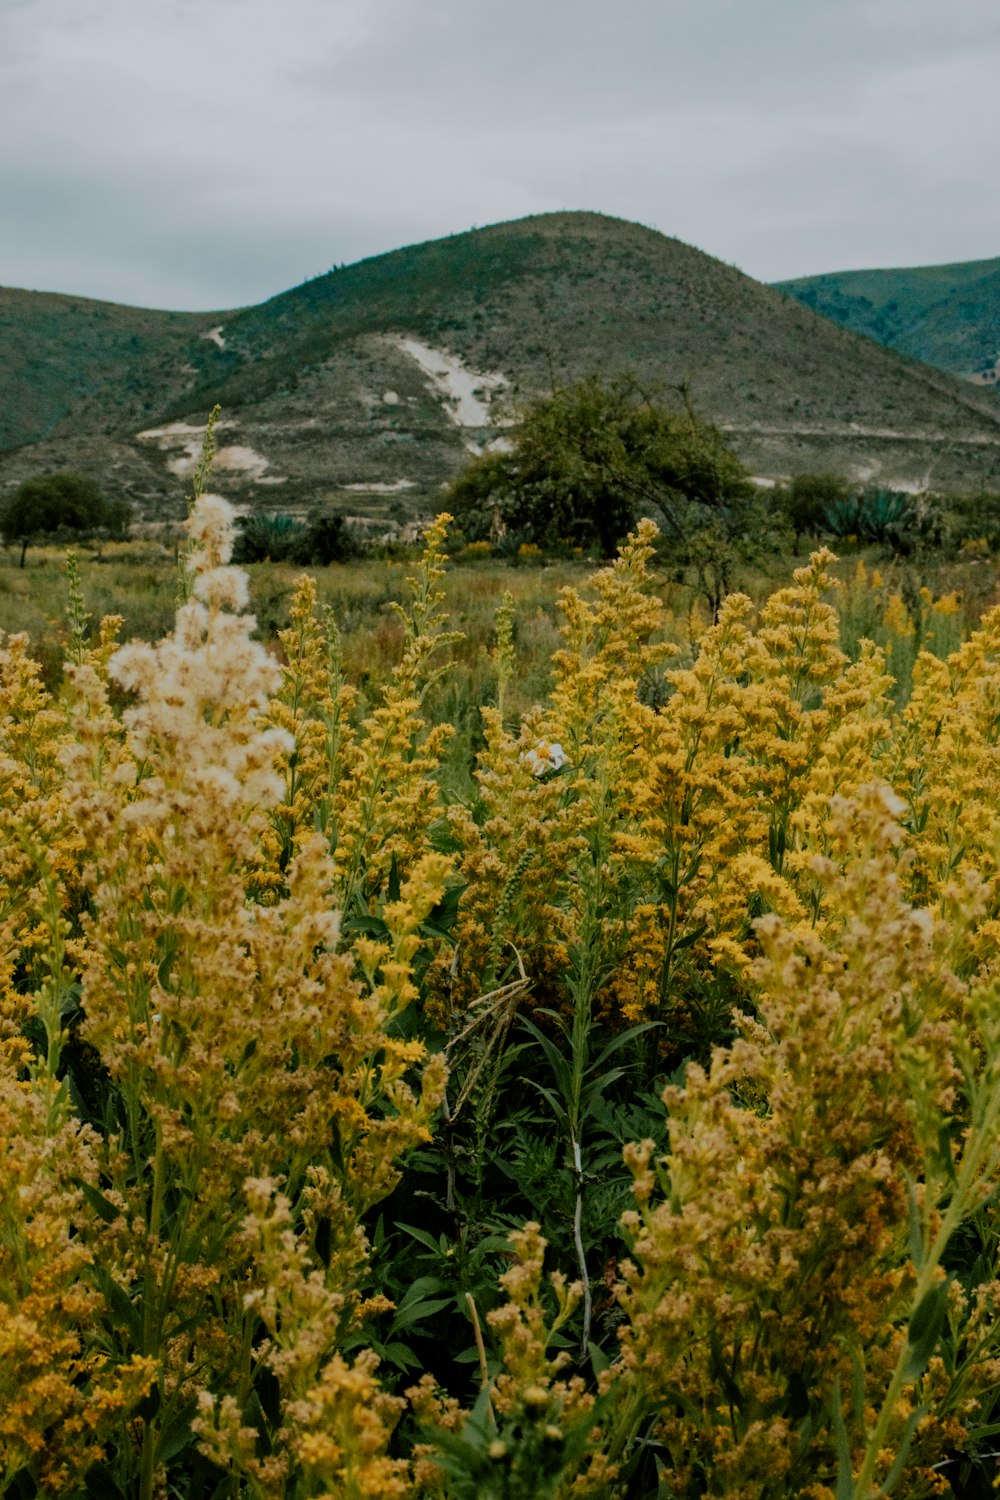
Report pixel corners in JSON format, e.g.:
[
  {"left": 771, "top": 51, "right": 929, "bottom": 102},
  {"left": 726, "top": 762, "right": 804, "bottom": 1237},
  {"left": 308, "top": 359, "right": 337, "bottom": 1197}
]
[
  {"left": 447, "top": 373, "right": 775, "bottom": 609},
  {"left": 232, "top": 509, "right": 356, "bottom": 566},
  {"left": 780, "top": 471, "right": 852, "bottom": 544},
  {"left": 0, "top": 472, "right": 130, "bottom": 566}
]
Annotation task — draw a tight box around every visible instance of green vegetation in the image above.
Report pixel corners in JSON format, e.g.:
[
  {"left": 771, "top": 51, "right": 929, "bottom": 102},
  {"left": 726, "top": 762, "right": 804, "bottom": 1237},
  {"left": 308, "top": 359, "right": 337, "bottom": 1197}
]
[
  {"left": 8, "top": 499, "right": 1000, "bottom": 1496},
  {"left": 779, "top": 470, "right": 852, "bottom": 543},
  {"left": 0, "top": 471, "right": 130, "bottom": 566},
  {"left": 775, "top": 476, "right": 943, "bottom": 554},
  {"left": 6, "top": 214, "right": 1000, "bottom": 525},
  {"left": 232, "top": 509, "right": 358, "bottom": 566},
  {"left": 823, "top": 485, "right": 940, "bottom": 552},
  {"left": 448, "top": 374, "right": 761, "bottom": 581},
  {"left": 4, "top": 513, "right": 998, "bottom": 757},
  {"left": 775, "top": 254, "right": 1000, "bottom": 382}
]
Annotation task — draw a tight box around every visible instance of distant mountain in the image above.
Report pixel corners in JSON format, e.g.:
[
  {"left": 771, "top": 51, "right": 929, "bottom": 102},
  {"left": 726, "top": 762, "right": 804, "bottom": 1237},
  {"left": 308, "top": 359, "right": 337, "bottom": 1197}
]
[
  {"left": 5, "top": 212, "right": 1000, "bottom": 521},
  {"left": 775, "top": 256, "right": 1000, "bottom": 388}
]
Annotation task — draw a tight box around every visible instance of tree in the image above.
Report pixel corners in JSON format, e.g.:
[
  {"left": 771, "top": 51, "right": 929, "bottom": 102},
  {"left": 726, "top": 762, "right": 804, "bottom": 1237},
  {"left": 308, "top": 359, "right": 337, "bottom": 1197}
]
[
  {"left": 0, "top": 472, "right": 130, "bottom": 566},
  {"left": 447, "top": 373, "right": 775, "bottom": 608},
  {"left": 297, "top": 511, "right": 356, "bottom": 565},
  {"left": 779, "top": 471, "right": 852, "bottom": 546}
]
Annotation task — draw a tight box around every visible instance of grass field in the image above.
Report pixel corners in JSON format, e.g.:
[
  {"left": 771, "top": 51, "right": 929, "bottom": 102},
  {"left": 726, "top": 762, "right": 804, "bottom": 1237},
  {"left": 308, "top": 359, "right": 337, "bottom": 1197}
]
[{"left": 2, "top": 534, "right": 995, "bottom": 660}]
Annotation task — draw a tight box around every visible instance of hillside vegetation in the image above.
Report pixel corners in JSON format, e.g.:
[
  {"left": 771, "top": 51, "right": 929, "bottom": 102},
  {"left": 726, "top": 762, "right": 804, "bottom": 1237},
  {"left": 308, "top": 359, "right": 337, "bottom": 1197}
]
[
  {"left": 775, "top": 254, "right": 1000, "bottom": 386},
  {"left": 5, "top": 213, "right": 1000, "bottom": 519}
]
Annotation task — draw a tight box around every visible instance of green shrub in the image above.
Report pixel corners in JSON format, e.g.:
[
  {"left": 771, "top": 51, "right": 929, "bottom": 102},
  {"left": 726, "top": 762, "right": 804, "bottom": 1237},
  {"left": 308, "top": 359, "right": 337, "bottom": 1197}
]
[
  {"left": 780, "top": 471, "right": 852, "bottom": 542},
  {"left": 824, "top": 486, "right": 942, "bottom": 553},
  {"left": 0, "top": 472, "right": 131, "bottom": 566},
  {"left": 232, "top": 510, "right": 357, "bottom": 565}
]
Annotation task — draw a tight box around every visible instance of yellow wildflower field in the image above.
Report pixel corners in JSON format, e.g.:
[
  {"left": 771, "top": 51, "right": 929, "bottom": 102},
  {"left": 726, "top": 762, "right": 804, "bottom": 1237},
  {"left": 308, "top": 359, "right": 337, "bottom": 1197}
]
[{"left": 5, "top": 492, "right": 1000, "bottom": 1498}]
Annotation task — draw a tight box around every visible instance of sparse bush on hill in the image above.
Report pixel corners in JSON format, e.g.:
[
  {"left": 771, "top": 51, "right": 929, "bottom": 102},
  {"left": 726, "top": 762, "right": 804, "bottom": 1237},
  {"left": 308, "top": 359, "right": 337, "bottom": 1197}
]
[{"left": 0, "top": 471, "right": 131, "bottom": 566}]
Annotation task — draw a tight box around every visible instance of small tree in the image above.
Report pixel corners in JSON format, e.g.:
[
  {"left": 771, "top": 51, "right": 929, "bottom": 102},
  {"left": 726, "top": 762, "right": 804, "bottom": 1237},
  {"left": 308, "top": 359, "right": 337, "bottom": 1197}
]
[
  {"left": 447, "top": 373, "right": 775, "bottom": 608},
  {"left": 780, "top": 471, "right": 852, "bottom": 546},
  {"left": 0, "top": 472, "right": 129, "bottom": 566}
]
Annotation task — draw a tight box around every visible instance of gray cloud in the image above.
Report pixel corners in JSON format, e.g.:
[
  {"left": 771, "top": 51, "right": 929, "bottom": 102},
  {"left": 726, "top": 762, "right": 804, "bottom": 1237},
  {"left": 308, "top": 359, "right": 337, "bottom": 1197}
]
[{"left": 2, "top": 0, "right": 1000, "bottom": 307}]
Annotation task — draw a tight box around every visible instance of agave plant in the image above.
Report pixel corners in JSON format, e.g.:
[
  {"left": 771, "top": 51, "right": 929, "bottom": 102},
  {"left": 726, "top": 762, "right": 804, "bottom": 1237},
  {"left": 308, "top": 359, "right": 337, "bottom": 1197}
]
[
  {"left": 232, "top": 510, "right": 305, "bottom": 562},
  {"left": 824, "top": 486, "right": 921, "bottom": 550}
]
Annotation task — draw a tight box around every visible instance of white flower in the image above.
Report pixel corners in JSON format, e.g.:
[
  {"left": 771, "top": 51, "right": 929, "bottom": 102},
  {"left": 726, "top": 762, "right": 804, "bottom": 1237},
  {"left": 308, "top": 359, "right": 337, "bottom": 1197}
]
[
  {"left": 193, "top": 565, "right": 249, "bottom": 612},
  {"left": 185, "top": 492, "right": 236, "bottom": 568},
  {"left": 522, "top": 739, "right": 569, "bottom": 777},
  {"left": 107, "top": 490, "right": 291, "bottom": 835},
  {"left": 875, "top": 783, "right": 907, "bottom": 818}
]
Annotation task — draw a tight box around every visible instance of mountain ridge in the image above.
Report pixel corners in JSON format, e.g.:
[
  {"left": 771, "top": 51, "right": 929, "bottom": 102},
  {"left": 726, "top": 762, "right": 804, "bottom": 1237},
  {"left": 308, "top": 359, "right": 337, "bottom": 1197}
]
[
  {"left": 775, "top": 254, "right": 1000, "bottom": 388},
  {"left": 5, "top": 212, "right": 1000, "bottom": 520}
]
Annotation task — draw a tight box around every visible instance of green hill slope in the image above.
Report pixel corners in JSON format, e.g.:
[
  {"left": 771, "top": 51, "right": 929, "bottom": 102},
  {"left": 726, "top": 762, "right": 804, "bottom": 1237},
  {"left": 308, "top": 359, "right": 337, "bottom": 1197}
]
[
  {"left": 0, "top": 286, "right": 220, "bottom": 449},
  {"left": 774, "top": 257, "right": 1000, "bottom": 386},
  {"left": 5, "top": 212, "right": 1000, "bottom": 518}
]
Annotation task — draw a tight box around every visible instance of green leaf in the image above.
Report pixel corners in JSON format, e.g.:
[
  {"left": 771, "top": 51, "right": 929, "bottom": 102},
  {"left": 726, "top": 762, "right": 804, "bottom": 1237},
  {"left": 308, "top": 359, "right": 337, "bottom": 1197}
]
[
  {"left": 525, "top": 1079, "right": 568, "bottom": 1126},
  {"left": 380, "top": 1340, "right": 424, "bottom": 1369},
  {"left": 390, "top": 1296, "right": 454, "bottom": 1333},
  {"left": 880, "top": 1406, "right": 925, "bottom": 1495},
  {"left": 420, "top": 882, "right": 465, "bottom": 942},
  {"left": 588, "top": 1021, "right": 659, "bottom": 1075},
  {"left": 849, "top": 1347, "right": 866, "bottom": 1427},
  {"left": 156, "top": 949, "right": 175, "bottom": 991},
  {"left": 937, "top": 1123, "right": 957, "bottom": 1184},
  {"left": 6, "top": 1469, "right": 38, "bottom": 1500},
  {"left": 397, "top": 1222, "right": 445, "bottom": 1254},
  {"left": 829, "top": 1376, "right": 853, "bottom": 1500},
  {"left": 588, "top": 1341, "right": 610, "bottom": 1377},
  {"left": 963, "top": 1419, "right": 1000, "bottom": 1438},
  {"left": 341, "top": 914, "right": 390, "bottom": 942},
  {"left": 468, "top": 1233, "right": 514, "bottom": 1258},
  {"left": 135, "top": 1381, "right": 161, "bottom": 1423},
  {"left": 519, "top": 1017, "right": 573, "bottom": 1107},
  {"left": 395, "top": 1275, "right": 448, "bottom": 1305},
  {"left": 904, "top": 1281, "right": 949, "bottom": 1380},
  {"left": 452, "top": 1344, "right": 489, "bottom": 1364},
  {"left": 78, "top": 1179, "right": 121, "bottom": 1225},
  {"left": 84, "top": 1464, "right": 127, "bottom": 1500},
  {"left": 902, "top": 1169, "right": 923, "bottom": 1270},
  {"left": 95, "top": 1267, "right": 143, "bottom": 1343},
  {"left": 58, "top": 980, "right": 83, "bottom": 1020},
  {"left": 670, "top": 922, "right": 709, "bottom": 954},
  {"left": 157, "top": 1400, "right": 198, "bottom": 1463}
]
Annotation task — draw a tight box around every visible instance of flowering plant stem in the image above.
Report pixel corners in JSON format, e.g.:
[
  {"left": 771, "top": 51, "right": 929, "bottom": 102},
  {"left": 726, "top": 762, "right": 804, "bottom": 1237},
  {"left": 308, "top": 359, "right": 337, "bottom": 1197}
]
[{"left": 850, "top": 1044, "right": 1000, "bottom": 1497}]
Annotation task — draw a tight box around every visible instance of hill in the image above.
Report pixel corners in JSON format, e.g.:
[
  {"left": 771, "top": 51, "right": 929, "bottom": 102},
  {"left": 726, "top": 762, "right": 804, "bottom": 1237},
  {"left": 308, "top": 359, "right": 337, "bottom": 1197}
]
[
  {"left": 774, "top": 256, "right": 1000, "bottom": 387},
  {"left": 5, "top": 212, "right": 1000, "bottom": 521}
]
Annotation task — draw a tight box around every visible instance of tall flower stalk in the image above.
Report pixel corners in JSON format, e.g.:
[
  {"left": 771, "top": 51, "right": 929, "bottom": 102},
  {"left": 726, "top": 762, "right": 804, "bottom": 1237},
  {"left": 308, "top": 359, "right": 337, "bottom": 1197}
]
[{"left": 58, "top": 492, "right": 446, "bottom": 1499}]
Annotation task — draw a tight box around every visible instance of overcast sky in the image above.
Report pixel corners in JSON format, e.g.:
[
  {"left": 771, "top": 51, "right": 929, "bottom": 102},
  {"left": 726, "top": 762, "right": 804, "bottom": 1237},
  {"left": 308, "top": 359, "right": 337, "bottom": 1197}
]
[{"left": 3, "top": 0, "right": 1000, "bottom": 310}]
